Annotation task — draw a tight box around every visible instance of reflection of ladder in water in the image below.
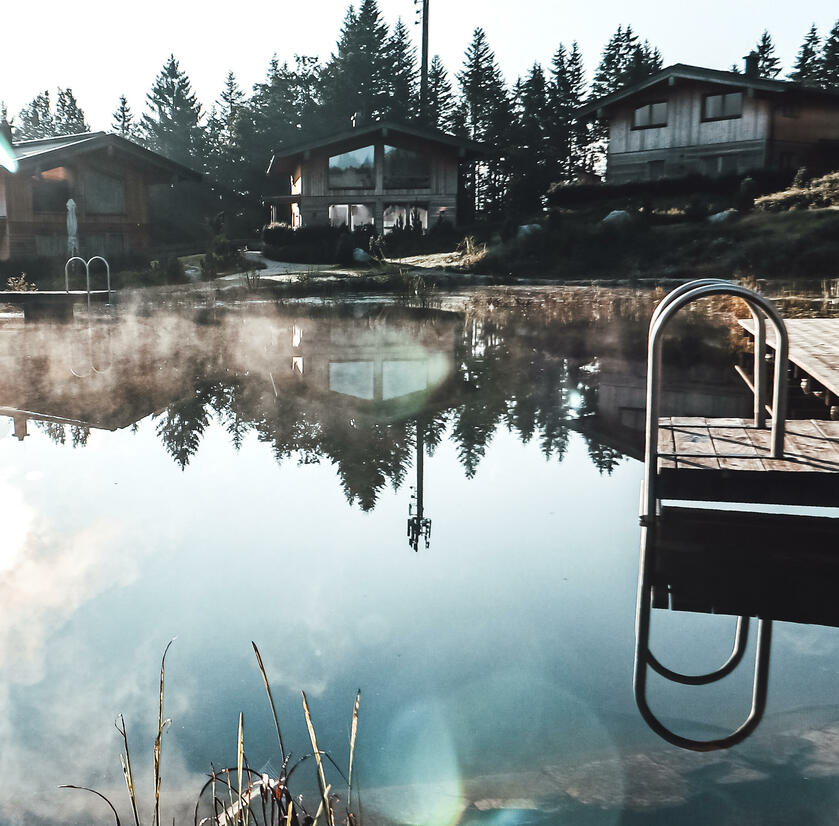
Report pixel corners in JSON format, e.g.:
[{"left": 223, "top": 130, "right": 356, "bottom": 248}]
[{"left": 635, "top": 280, "right": 799, "bottom": 751}]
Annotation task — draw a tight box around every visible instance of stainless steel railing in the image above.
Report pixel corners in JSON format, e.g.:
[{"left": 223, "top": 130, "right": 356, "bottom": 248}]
[{"left": 643, "top": 281, "right": 789, "bottom": 520}]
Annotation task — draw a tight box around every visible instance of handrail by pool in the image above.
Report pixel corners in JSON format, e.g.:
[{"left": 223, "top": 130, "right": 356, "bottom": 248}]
[
  {"left": 643, "top": 282, "right": 789, "bottom": 521},
  {"left": 634, "top": 525, "right": 772, "bottom": 751}
]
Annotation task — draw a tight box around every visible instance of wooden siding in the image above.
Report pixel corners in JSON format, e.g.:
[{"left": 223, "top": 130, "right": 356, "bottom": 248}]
[
  {"left": 604, "top": 80, "right": 839, "bottom": 182},
  {"left": 3, "top": 149, "right": 156, "bottom": 260},
  {"left": 608, "top": 87, "right": 770, "bottom": 153},
  {"left": 292, "top": 138, "right": 461, "bottom": 230}
]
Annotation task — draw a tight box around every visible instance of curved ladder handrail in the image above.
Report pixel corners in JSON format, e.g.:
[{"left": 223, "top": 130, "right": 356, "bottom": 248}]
[
  {"left": 650, "top": 279, "right": 767, "bottom": 428},
  {"left": 647, "top": 615, "right": 750, "bottom": 685},
  {"left": 86, "top": 256, "right": 111, "bottom": 305},
  {"left": 643, "top": 282, "right": 789, "bottom": 520},
  {"left": 634, "top": 526, "right": 772, "bottom": 751},
  {"left": 64, "top": 257, "right": 87, "bottom": 293}
]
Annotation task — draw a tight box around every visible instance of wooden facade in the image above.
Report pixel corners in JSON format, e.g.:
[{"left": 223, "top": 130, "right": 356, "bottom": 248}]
[
  {"left": 0, "top": 132, "right": 200, "bottom": 262},
  {"left": 266, "top": 121, "right": 483, "bottom": 232},
  {"left": 577, "top": 64, "right": 839, "bottom": 183}
]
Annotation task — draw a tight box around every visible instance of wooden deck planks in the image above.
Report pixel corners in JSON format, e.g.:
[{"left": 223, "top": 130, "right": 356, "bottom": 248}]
[
  {"left": 740, "top": 318, "right": 839, "bottom": 400},
  {"left": 659, "top": 417, "right": 839, "bottom": 474}
]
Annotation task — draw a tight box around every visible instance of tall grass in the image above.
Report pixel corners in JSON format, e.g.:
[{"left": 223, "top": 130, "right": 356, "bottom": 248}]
[{"left": 61, "top": 641, "right": 362, "bottom": 826}]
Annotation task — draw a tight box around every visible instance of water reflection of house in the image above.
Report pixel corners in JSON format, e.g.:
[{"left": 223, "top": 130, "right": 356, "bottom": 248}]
[
  {"left": 590, "top": 356, "right": 751, "bottom": 458},
  {"left": 265, "top": 120, "right": 484, "bottom": 232},
  {"left": 288, "top": 315, "right": 457, "bottom": 418},
  {"left": 0, "top": 127, "right": 200, "bottom": 261}
]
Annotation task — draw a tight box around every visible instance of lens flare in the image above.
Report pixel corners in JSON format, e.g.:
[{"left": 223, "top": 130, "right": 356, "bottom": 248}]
[{"left": 0, "top": 133, "right": 17, "bottom": 173}]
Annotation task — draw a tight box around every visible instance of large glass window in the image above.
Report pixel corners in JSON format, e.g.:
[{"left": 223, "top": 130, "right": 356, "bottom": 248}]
[
  {"left": 632, "top": 101, "right": 667, "bottom": 129},
  {"left": 383, "top": 204, "right": 428, "bottom": 232},
  {"left": 328, "top": 146, "right": 375, "bottom": 190},
  {"left": 329, "top": 203, "right": 374, "bottom": 230},
  {"left": 383, "top": 145, "right": 431, "bottom": 189},
  {"left": 703, "top": 92, "right": 743, "bottom": 120},
  {"left": 85, "top": 169, "right": 125, "bottom": 214}
]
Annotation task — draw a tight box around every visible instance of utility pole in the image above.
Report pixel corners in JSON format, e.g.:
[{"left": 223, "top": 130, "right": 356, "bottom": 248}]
[{"left": 414, "top": 0, "right": 430, "bottom": 120}]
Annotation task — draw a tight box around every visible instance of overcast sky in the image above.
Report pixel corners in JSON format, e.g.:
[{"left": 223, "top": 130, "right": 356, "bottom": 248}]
[{"left": 2, "top": 0, "right": 838, "bottom": 131}]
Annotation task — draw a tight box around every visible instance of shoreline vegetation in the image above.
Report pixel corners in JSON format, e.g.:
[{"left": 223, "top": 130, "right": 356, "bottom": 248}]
[{"left": 61, "top": 642, "right": 361, "bottom": 826}]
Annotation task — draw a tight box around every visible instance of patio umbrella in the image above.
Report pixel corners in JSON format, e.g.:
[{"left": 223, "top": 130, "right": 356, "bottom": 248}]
[{"left": 66, "top": 198, "right": 78, "bottom": 257}]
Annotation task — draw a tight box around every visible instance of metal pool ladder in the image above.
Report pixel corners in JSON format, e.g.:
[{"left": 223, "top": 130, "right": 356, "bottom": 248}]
[
  {"left": 634, "top": 279, "right": 790, "bottom": 751},
  {"left": 642, "top": 279, "right": 789, "bottom": 521},
  {"left": 64, "top": 256, "right": 112, "bottom": 311}
]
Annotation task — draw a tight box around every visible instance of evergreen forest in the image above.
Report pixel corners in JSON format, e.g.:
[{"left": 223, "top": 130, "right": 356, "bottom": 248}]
[{"left": 4, "top": 5, "right": 839, "bottom": 219}]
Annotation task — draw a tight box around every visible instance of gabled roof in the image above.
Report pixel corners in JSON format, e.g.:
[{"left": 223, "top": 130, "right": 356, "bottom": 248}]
[
  {"left": 267, "top": 120, "right": 485, "bottom": 174},
  {"left": 576, "top": 63, "right": 839, "bottom": 119},
  {"left": 11, "top": 131, "right": 201, "bottom": 180}
]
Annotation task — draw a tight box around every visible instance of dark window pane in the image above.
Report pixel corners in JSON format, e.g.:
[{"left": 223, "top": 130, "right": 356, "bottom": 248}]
[
  {"left": 85, "top": 170, "right": 125, "bottom": 214},
  {"left": 383, "top": 146, "right": 431, "bottom": 189},
  {"left": 651, "top": 102, "right": 667, "bottom": 125},
  {"left": 723, "top": 93, "right": 743, "bottom": 117},
  {"left": 633, "top": 105, "right": 650, "bottom": 128}
]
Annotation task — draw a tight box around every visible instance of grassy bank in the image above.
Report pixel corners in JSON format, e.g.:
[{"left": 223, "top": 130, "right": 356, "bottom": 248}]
[{"left": 468, "top": 206, "right": 839, "bottom": 282}]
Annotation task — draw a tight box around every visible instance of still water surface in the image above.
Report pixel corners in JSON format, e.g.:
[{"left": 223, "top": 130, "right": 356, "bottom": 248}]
[{"left": 2, "top": 292, "right": 839, "bottom": 825}]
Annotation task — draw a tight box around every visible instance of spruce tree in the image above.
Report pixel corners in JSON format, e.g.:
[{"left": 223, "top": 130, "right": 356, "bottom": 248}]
[
  {"left": 822, "top": 20, "right": 839, "bottom": 89},
  {"left": 238, "top": 54, "right": 322, "bottom": 192},
  {"left": 385, "top": 18, "right": 418, "bottom": 122},
  {"left": 509, "top": 63, "right": 550, "bottom": 215},
  {"left": 755, "top": 31, "right": 781, "bottom": 78},
  {"left": 456, "top": 28, "right": 514, "bottom": 215},
  {"left": 112, "top": 95, "right": 137, "bottom": 139},
  {"left": 15, "top": 91, "right": 55, "bottom": 140},
  {"left": 320, "top": 0, "right": 390, "bottom": 128},
  {"left": 141, "top": 55, "right": 204, "bottom": 168},
  {"left": 566, "top": 43, "right": 590, "bottom": 173},
  {"left": 204, "top": 71, "right": 245, "bottom": 186},
  {"left": 789, "top": 25, "right": 822, "bottom": 84},
  {"left": 426, "top": 55, "right": 454, "bottom": 131},
  {"left": 547, "top": 41, "right": 588, "bottom": 180},
  {"left": 54, "top": 88, "right": 89, "bottom": 134}
]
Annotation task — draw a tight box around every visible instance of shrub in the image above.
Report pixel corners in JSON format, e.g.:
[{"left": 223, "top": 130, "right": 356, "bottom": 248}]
[
  {"left": 6, "top": 273, "right": 37, "bottom": 291},
  {"left": 735, "top": 177, "right": 758, "bottom": 213}
]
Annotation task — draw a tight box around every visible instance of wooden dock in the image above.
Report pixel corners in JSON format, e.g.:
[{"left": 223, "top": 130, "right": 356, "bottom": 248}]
[
  {"left": 740, "top": 317, "right": 839, "bottom": 413},
  {"left": 657, "top": 417, "right": 839, "bottom": 506},
  {"left": 0, "top": 290, "right": 111, "bottom": 320}
]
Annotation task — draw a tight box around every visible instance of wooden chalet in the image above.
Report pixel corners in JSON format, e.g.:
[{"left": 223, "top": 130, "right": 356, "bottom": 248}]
[
  {"left": 0, "top": 127, "right": 201, "bottom": 261},
  {"left": 265, "top": 120, "right": 484, "bottom": 232},
  {"left": 576, "top": 56, "right": 839, "bottom": 183}
]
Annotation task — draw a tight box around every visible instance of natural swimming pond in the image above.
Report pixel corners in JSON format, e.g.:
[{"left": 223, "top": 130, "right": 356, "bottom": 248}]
[{"left": 2, "top": 289, "right": 839, "bottom": 825}]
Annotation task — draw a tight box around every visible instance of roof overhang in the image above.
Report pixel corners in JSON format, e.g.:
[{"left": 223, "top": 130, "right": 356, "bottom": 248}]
[
  {"left": 575, "top": 63, "right": 839, "bottom": 119},
  {"left": 12, "top": 132, "right": 201, "bottom": 182},
  {"left": 267, "top": 120, "right": 486, "bottom": 176}
]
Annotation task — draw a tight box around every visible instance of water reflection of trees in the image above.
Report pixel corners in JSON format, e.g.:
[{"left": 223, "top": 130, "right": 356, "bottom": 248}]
[{"left": 140, "top": 310, "right": 623, "bottom": 508}]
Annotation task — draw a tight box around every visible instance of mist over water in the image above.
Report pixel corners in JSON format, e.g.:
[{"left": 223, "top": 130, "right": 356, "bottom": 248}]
[{"left": 2, "top": 295, "right": 839, "bottom": 825}]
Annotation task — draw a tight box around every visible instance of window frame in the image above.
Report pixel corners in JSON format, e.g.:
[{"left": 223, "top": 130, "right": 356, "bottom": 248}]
[
  {"left": 701, "top": 91, "right": 744, "bottom": 123},
  {"left": 631, "top": 100, "right": 668, "bottom": 131}
]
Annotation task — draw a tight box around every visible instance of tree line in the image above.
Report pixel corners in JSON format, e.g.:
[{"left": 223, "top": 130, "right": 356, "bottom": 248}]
[{"left": 4, "top": 6, "right": 839, "bottom": 219}]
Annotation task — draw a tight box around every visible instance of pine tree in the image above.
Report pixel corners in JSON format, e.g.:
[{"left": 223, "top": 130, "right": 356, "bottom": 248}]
[
  {"left": 15, "top": 91, "right": 55, "bottom": 140},
  {"left": 755, "top": 31, "right": 781, "bottom": 78},
  {"left": 112, "top": 95, "right": 137, "bottom": 139},
  {"left": 54, "top": 88, "right": 89, "bottom": 134},
  {"left": 789, "top": 25, "right": 822, "bottom": 84},
  {"left": 566, "top": 43, "right": 590, "bottom": 172},
  {"left": 508, "top": 63, "right": 550, "bottom": 215},
  {"left": 426, "top": 55, "right": 454, "bottom": 131},
  {"left": 320, "top": 0, "right": 390, "bottom": 128},
  {"left": 546, "top": 41, "right": 589, "bottom": 180},
  {"left": 204, "top": 71, "right": 245, "bottom": 186},
  {"left": 823, "top": 20, "right": 839, "bottom": 89},
  {"left": 237, "top": 54, "right": 322, "bottom": 192},
  {"left": 456, "top": 27, "right": 512, "bottom": 215},
  {"left": 385, "top": 18, "right": 418, "bottom": 122},
  {"left": 141, "top": 54, "right": 204, "bottom": 168}
]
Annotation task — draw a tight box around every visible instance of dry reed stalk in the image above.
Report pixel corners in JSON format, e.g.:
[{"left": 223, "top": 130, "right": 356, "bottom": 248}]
[
  {"left": 251, "top": 642, "right": 285, "bottom": 760},
  {"left": 301, "top": 692, "right": 334, "bottom": 826}
]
